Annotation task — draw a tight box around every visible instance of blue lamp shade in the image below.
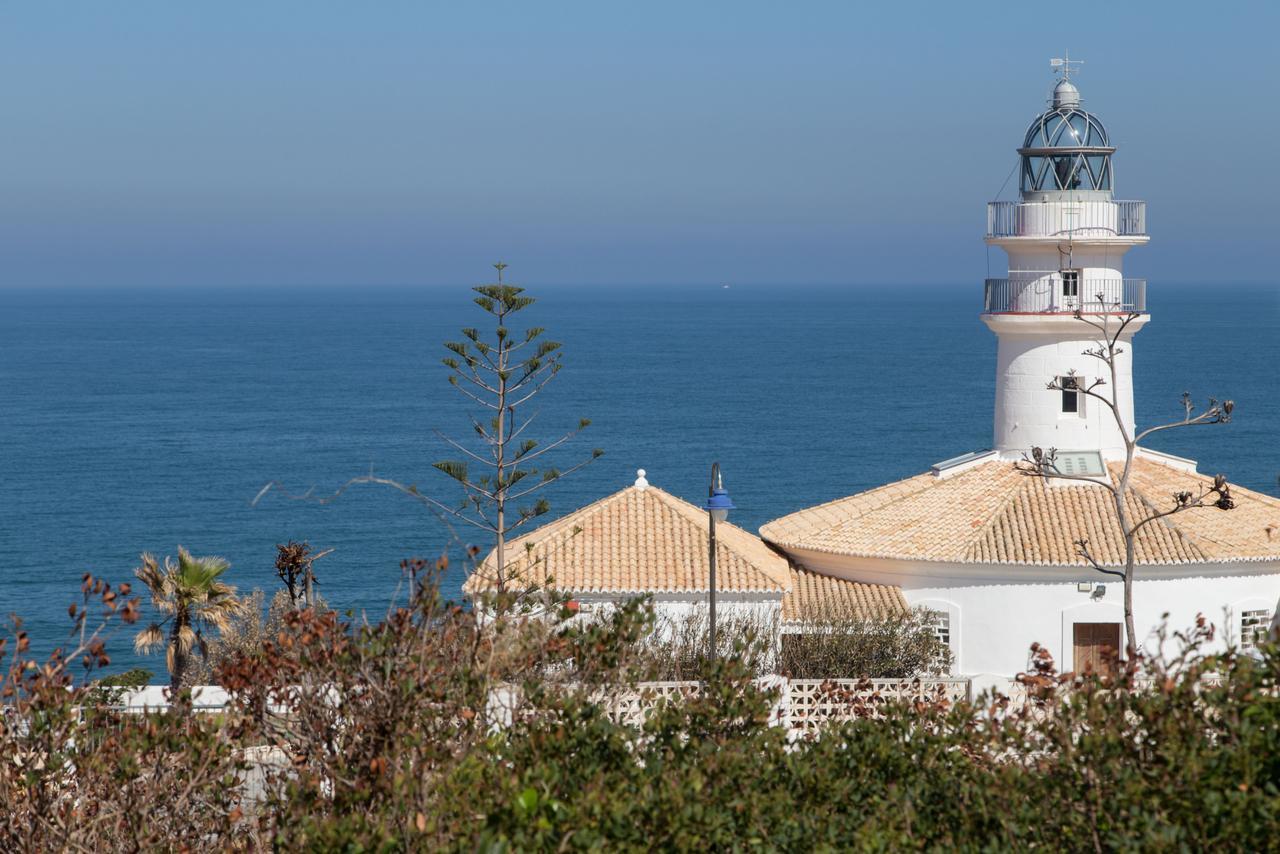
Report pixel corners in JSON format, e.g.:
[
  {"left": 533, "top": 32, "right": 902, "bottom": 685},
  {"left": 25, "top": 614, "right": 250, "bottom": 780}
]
[{"left": 705, "top": 487, "right": 735, "bottom": 523}]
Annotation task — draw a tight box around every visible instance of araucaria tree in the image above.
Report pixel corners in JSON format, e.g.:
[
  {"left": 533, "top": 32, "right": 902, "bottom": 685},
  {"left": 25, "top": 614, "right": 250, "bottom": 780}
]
[
  {"left": 133, "top": 547, "right": 247, "bottom": 692},
  {"left": 255, "top": 264, "right": 601, "bottom": 592},
  {"left": 1017, "top": 301, "right": 1234, "bottom": 660},
  {"left": 434, "top": 264, "right": 601, "bottom": 589}
]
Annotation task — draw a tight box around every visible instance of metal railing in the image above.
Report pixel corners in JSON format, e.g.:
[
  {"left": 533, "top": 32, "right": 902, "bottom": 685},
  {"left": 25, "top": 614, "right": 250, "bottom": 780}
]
[
  {"left": 984, "top": 277, "right": 1146, "bottom": 314},
  {"left": 987, "top": 200, "right": 1146, "bottom": 238}
]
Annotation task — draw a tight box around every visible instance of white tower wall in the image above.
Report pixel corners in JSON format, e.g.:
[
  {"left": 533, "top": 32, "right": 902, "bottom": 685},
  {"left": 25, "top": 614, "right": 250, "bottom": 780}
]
[{"left": 985, "top": 313, "right": 1146, "bottom": 458}]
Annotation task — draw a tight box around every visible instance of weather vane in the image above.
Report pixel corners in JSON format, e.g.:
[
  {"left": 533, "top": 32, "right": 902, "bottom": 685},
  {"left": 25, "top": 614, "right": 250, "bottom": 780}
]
[{"left": 1050, "top": 52, "right": 1084, "bottom": 80}]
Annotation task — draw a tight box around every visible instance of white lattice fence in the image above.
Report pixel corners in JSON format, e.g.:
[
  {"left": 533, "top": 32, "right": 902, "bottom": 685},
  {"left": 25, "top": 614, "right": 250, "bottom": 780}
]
[
  {"left": 588, "top": 678, "right": 970, "bottom": 732},
  {"left": 787, "top": 679, "right": 971, "bottom": 733},
  {"left": 594, "top": 681, "right": 703, "bottom": 727}
]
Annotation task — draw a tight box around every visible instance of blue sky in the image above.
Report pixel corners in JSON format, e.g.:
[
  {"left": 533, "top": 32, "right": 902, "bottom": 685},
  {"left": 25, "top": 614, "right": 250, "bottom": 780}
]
[{"left": 2, "top": 1, "right": 1275, "bottom": 288}]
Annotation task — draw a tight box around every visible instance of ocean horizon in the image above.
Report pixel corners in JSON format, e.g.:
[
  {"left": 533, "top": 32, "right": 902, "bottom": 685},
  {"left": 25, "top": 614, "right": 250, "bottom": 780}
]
[{"left": 2, "top": 281, "right": 1276, "bottom": 673}]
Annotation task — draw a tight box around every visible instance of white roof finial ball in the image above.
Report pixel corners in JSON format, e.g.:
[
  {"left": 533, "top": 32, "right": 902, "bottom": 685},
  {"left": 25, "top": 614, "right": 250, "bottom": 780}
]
[{"left": 634, "top": 469, "right": 649, "bottom": 490}]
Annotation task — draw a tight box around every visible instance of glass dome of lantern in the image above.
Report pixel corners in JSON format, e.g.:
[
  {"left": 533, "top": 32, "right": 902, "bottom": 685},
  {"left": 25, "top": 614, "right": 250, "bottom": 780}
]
[{"left": 1018, "top": 76, "right": 1116, "bottom": 197}]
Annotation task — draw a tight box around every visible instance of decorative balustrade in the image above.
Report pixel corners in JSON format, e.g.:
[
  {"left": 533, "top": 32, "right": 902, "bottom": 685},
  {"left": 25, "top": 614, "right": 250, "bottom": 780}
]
[
  {"left": 594, "top": 677, "right": 972, "bottom": 733},
  {"left": 984, "top": 277, "right": 1146, "bottom": 314},
  {"left": 987, "top": 199, "right": 1146, "bottom": 238},
  {"left": 786, "top": 678, "right": 971, "bottom": 732}
]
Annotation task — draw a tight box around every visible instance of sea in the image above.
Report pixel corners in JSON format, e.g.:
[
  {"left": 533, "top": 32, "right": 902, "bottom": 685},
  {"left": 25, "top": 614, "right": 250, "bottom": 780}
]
[{"left": 2, "top": 282, "right": 1276, "bottom": 674}]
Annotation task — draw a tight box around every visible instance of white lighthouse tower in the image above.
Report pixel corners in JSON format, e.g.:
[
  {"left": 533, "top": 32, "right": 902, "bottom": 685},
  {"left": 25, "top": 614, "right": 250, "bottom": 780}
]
[{"left": 984, "top": 57, "right": 1148, "bottom": 464}]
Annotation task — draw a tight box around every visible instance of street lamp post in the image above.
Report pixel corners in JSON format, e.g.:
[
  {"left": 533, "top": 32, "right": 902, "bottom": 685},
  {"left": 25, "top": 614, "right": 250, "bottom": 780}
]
[{"left": 704, "top": 462, "right": 735, "bottom": 661}]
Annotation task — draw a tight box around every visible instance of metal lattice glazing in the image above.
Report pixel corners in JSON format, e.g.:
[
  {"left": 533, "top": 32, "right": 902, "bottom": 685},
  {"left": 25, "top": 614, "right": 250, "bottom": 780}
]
[{"left": 1019, "top": 106, "right": 1114, "bottom": 192}]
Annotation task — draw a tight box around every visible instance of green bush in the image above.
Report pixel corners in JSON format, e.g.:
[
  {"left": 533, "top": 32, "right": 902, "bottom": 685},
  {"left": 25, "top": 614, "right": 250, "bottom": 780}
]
[{"left": 3, "top": 572, "right": 1278, "bottom": 850}]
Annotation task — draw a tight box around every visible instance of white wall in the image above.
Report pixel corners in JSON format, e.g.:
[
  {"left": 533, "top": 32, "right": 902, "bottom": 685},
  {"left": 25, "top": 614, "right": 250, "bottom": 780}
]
[
  {"left": 983, "top": 313, "right": 1145, "bottom": 458},
  {"left": 907, "top": 573, "right": 1280, "bottom": 677}
]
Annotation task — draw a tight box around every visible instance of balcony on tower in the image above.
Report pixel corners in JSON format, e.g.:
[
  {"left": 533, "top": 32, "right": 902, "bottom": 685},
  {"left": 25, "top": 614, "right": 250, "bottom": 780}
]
[
  {"left": 987, "top": 199, "right": 1146, "bottom": 239},
  {"left": 983, "top": 274, "right": 1146, "bottom": 314}
]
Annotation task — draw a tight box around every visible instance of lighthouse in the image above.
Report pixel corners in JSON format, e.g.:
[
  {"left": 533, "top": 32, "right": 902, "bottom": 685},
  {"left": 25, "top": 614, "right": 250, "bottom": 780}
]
[
  {"left": 984, "top": 57, "right": 1148, "bottom": 465},
  {"left": 760, "top": 59, "right": 1280, "bottom": 678}
]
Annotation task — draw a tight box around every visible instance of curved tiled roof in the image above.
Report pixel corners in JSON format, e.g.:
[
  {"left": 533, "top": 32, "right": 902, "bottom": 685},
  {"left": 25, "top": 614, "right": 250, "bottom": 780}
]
[
  {"left": 464, "top": 483, "right": 908, "bottom": 624},
  {"left": 465, "top": 484, "right": 792, "bottom": 595},
  {"left": 760, "top": 454, "right": 1280, "bottom": 568}
]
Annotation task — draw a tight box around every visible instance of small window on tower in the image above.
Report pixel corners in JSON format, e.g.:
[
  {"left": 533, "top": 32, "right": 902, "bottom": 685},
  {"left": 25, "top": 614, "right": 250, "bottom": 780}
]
[
  {"left": 1060, "top": 375, "right": 1080, "bottom": 414},
  {"left": 1061, "top": 269, "right": 1081, "bottom": 299}
]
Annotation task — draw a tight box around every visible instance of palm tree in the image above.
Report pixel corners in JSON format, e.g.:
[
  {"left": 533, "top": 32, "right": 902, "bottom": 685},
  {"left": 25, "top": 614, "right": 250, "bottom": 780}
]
[{"left": 133, "top": 547, "right": 246, "bottom": 693}]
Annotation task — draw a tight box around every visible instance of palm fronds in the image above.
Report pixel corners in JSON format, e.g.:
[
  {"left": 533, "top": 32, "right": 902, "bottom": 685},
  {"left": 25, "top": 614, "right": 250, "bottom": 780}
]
[{"left": 132, "top": 546, "right": 246, "bottom": 692}]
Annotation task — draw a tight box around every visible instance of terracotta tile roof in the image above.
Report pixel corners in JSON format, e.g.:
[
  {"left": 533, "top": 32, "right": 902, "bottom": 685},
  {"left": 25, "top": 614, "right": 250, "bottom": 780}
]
[
  {"left": 781, "top": 566, "right": 908, "bottom": 622},
  {"left": 760, "top": 454, "right": 1280, "bottom": 568},
  {"left": 464, "top": 484, "right": 792, "bottom": 595}
]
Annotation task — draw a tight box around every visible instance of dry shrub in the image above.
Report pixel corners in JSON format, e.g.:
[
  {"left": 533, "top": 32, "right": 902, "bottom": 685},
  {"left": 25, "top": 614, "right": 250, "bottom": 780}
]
[{"left": 779, "top": 606, "right": 953, "bottom": 679}]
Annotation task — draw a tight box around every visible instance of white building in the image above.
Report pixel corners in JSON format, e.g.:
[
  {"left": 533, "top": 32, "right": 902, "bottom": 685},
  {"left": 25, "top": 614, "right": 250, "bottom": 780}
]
[
  {"left": 464, "top": 470, "right": 907, "bottom": 639},
  {"left": 761, "top": 63, "right": 1280, "bottom": 679}
]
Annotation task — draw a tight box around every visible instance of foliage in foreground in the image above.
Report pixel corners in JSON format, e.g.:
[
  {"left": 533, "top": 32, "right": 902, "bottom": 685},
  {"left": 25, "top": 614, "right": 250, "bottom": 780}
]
[{"left": 2, "top": 570, "right": 1279, "bottom": 851}]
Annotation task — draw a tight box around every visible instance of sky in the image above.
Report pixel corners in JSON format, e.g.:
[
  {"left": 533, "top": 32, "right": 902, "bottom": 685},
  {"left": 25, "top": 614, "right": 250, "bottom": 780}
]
[{"left": 1, "top": 1, "right": 1276, "bottom": 288}]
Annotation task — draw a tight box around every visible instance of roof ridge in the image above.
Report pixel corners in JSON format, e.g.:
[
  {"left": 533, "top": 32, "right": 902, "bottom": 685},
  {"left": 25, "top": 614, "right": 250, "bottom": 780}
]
[
  {"left": 759, "top": 469, "right": 938, "bottom": 545},
  {"left": 646, "top": 486, "right": 793, "bottom": 591},
  {"left": 962, "top": 466, "right": 1037, "bottom": 562}
]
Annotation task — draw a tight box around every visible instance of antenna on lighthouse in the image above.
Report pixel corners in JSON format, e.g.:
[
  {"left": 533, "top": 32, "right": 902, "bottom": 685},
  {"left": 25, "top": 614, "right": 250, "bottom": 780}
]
[{"left": 1050, "top": 52, "right": 1084, "bottom": 80}]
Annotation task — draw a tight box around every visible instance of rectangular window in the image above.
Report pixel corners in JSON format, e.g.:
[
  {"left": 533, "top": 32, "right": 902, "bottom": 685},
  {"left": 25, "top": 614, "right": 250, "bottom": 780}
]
[
  {"left": 1060, "top": 375, "right": 1080, "bottom": 414},
  {"left": 1061, "top": 269, "right": 1081, "bottom": 299},
  {"left": 1241, "top": 609, "right": 1272, "bottom": 650}
]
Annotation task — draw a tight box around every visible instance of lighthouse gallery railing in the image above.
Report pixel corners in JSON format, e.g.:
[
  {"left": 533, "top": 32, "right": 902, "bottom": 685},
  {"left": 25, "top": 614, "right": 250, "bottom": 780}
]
[
  {"left": 987, "top": 200, "right": 1146, "bottom": 238},
  {"left": 984, "top": 278, "right": 1146, "bottom": 314}
]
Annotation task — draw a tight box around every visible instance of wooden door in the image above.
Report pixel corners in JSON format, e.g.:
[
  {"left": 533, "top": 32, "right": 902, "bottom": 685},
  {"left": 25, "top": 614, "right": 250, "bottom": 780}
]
[{"left": 1073, "top": 623, "right": 1121, "bottom": 676}]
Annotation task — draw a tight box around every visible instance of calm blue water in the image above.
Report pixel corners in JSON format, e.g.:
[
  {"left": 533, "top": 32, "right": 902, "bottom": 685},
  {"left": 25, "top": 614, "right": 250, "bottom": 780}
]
[{"left": 2, "top": 283, "right": 1277, "bottom": 673}]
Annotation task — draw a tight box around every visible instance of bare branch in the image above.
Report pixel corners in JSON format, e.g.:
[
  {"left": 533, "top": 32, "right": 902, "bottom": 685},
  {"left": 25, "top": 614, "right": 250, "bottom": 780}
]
[
  {"left": 1075, "top": 539, "right": 1126, "bottom": 580},
  {"left": 1134, "top": 399, "right": 1232, "bottom": 444},
  {"left": 254, "top": 475, "right": 495, "bottom": 534}
]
